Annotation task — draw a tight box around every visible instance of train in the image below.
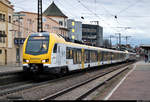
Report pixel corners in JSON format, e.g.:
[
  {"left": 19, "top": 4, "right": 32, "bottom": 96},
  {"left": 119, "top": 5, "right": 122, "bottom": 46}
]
[{"left": 22, "top": 32, "right": 136, "bottom": 74}]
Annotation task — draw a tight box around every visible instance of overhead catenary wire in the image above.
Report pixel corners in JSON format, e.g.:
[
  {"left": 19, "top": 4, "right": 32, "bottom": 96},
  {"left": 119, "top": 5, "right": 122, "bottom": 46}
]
[
  {"left": 76, "top": 0, "right": 120, "bottom": 33},
  {"left": 117, "top": 0, "right": 141, "bottom": 15}
]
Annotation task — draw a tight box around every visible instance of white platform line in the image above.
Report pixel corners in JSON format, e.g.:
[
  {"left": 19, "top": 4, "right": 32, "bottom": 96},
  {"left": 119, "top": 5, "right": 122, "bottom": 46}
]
[{"left": 104, "top": 64, "right": 136, "bottom": 100}]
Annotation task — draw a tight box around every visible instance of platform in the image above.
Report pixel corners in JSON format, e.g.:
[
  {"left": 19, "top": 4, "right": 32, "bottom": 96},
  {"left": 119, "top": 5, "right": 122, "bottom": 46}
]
[
  {"left": 0, "top": 65, "right": 22, "bottom": 73},
  {"left": 105, "top": 61, "right": 150, "bottom": 100}
]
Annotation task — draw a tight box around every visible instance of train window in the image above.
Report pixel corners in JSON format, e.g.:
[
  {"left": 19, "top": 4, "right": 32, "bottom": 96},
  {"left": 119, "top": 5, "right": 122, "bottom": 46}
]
[
  {"left": 96, "top": 51, "right": 98, "bottom": 62},
  {"left": 87, "top": 50, "right": 90, "bottom": 63},
  {"left": 70, "top": 49, "right": 73, "bottom": 59},
  {"left": 66, "top": 47, "right": 69, "bottom": 59},
  {"left": 84, "top": 50, "right": 89, "bottom": 63},
  {"left": 103, "top": 51, "right": 106, "bottom": 61},
  {"left": 90, "top": 50, "right": 97, "bottom": 62},
  {"left": 73, "top": 49, "right": 77, "bottom": 64},
  {"left": 77, "top": 49, "right": 81, "bottom": 64},
  {"left": 84, "top": 51, "right": 87, "bottom": 63},
  {"left": 66, "top": 47, "right": 73, "bottom": 59},
  {"left": 101, "top": 51, "right": 104, "bottom": 61},
  {"left": 53, "top": 44, "right": 57, "bottom": 53}
]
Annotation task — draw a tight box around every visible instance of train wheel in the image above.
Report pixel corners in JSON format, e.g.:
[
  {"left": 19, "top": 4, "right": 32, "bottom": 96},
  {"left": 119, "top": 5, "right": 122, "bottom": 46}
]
[{"left": 60, "top": 67, "right": 68, "bottom": 76}]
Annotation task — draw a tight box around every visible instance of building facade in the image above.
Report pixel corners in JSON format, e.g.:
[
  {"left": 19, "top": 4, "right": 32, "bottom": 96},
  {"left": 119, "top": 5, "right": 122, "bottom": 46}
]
[
  {"left": 82, "top": 24, "right": 103, "bottom": 47},
  {"left": 67, "top": 19, "right": 82, "bottom": 42},
  {"left": 12, "top": 11, "right": 61, "bottom": 66},
  {"left": 0, "top": 0, "right": 14, "bottom": 65},
  {"left": 43, "top": 1, "right": 68, "bottom": 37}
]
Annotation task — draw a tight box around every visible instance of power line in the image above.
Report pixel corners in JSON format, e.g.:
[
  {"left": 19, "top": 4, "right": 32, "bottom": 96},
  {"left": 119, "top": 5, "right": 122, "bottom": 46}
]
[
  {"left": 118, "top": 16, "right": 150, "bottom": 18},
  {"left": 76, "top": 0, "right": 120, "bottom": 33},
  {"left": 77, "top": 0, "right": 100, "bottom": 19},
  {"left": 117, "top": 0, "right": 141, "bottom": 15}
]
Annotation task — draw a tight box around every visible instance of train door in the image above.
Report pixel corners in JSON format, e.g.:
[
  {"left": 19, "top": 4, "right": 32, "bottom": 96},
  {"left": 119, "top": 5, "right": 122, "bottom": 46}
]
[
  {"left": 57, "top": 44, "right": 61, "bottom": 65},
  {"left": 61, "top": 45, "right": 66, "bottom": 65}
]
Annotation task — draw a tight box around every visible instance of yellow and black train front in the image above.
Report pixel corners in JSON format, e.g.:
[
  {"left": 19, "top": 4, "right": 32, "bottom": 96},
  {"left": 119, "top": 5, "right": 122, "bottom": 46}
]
[{"left": 23, "top": 32, "right": 51, "bottom": 73}]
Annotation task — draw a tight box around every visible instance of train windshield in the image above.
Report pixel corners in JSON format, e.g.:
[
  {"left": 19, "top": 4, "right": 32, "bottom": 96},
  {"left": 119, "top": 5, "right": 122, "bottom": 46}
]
[{"left": 25, "top": 36, "right": 49, "bottom": 55}]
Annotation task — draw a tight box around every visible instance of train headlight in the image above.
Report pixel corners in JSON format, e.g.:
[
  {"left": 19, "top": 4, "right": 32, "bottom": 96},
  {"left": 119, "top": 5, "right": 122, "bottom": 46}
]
[
  {"left": 42, "top": 60, "right": 46, "bottom": 63},
  {"left": 42, "top": 59, "right": 49, "bottom": 63},
  {"left": 23, "top": 59, "right": 29, "bottom": 63}
]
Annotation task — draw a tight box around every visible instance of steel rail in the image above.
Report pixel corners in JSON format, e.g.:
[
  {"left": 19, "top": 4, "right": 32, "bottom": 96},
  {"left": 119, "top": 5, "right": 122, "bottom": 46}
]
[
  {"left": 41, "top": 65, "right": 131, "bottom": 100},
  {"left": 0, "top": 62, "right": 133, "bottom": 99}
]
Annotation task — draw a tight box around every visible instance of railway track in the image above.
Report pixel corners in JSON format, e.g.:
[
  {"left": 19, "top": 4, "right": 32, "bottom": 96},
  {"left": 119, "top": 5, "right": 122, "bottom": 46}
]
[
  {"left": 41, "top": 65, "right": 131, "bottom": 100},
  {"left": 0, "top": 62, "right": 134, "bottom": 100}
]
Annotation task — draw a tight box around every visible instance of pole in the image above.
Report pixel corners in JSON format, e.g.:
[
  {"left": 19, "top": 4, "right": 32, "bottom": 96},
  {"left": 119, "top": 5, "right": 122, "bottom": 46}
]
[
  {"left": 37, "top": 0, "right": 43, "bottom": 32},
  {"left": 109, "top": 35, "right": 112, "bottom": 48},
  {"left": 125, "top": 36, "right": 127, "bottom": 45},
  {"left": 119, "top": 33, "right": 121, "bottom": 50},
  {"left": 125, "top": 36, "right": 131, "bottom": 45},
  {"left": 18, "top": 16, "right": 21, "bottom": 66}
]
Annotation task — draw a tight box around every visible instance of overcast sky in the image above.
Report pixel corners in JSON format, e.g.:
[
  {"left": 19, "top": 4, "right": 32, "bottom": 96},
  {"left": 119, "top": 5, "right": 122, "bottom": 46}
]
[{"left": 10, "top": 0, "right": 150, "bottom": 46}]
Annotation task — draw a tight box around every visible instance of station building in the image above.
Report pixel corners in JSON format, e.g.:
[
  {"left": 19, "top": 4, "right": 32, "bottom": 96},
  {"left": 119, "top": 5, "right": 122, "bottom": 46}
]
[
  {"left": 0, "top": 0, "right": 14, "bottom": 65},
  {"left": 43, "top": 1, "right": 69, "bottom": 38}
]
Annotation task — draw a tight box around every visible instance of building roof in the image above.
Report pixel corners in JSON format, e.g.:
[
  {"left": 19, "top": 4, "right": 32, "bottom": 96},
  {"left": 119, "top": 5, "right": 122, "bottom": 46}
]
[
  {"left": 140, "top": 44, "right": 150, "bottom": 48},
  {"left": 43, "top": 1, "right": 67, "bottom": 18}
]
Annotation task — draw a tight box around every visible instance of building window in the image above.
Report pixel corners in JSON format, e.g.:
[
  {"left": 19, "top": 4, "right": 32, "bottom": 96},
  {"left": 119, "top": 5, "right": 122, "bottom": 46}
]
[
  {"left": 2, "top": 14, "right": 5, "bottom": 22},
  {"left": 2, "top": 31, "right": 5, "bottom": 43},
  {"left": 64, "top": 21, "right": 66, "bottom": 26},
  {"left": 0, "top": 14, "right": 2, "bottom": 21},
  {"left": 0, "top": 49, "right": 2, "bottom": 54},
  {"left": 0, "top": 31, "right": 6, "bottom": 43},
  {"left": 45, "top": 24, "right": 49, "bottom": 29},
  {"left": 9, "top": 16, "right": 11, "bottom": 23},
  {"left": 59, "top": 21, "right": 63, "bottom": 26},
  {"left": 0, "top": 13, "right": 5, "bottom": 22},
  {"left": 0, "top": 31, "right": 2, "bottom": 42}
]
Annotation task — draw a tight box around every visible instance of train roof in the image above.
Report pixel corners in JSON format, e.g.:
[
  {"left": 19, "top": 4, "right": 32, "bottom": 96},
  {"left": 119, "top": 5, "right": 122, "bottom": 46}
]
[
  {"left": 30, "top": 32, "right": 50, "bottom": 37},
  {"left": 28, "top": 32, "right": 128, "bottom": 54},
  {"left": 51, "top": 33, "right": 126, "bottom": 53}
]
